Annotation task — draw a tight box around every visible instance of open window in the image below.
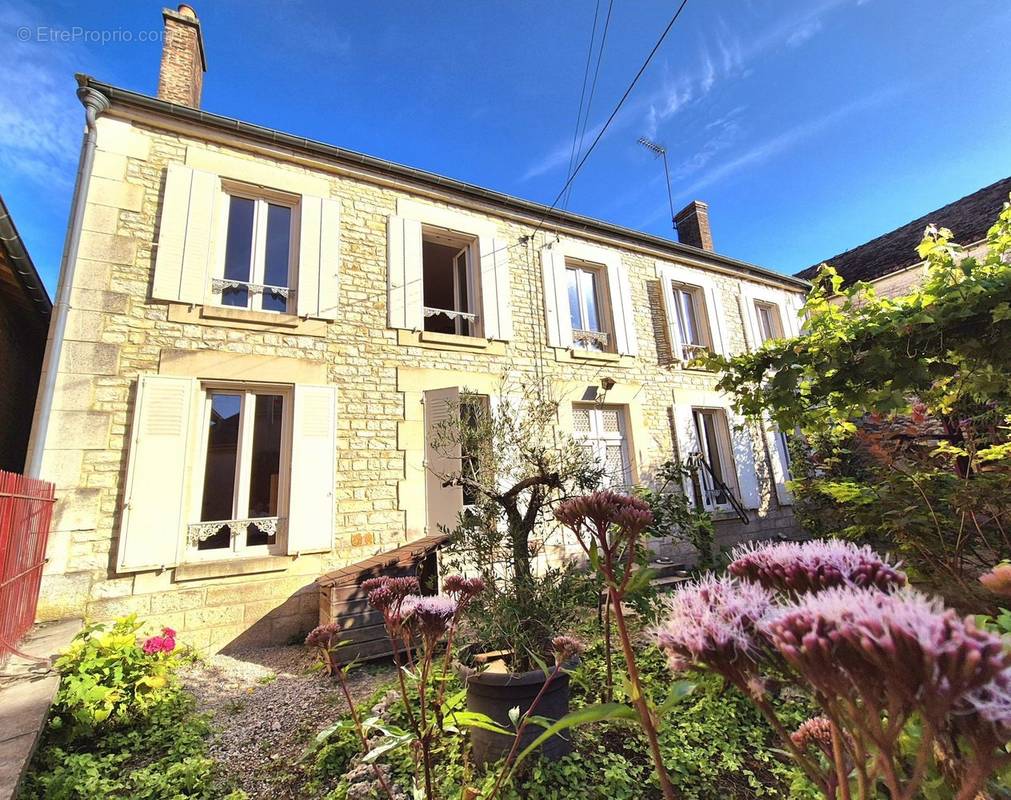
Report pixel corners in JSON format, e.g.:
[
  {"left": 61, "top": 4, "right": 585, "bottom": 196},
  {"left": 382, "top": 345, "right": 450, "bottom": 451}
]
[
  {"left": 692, "top": 408, "right": 741, "bottom": 512},
  {"left": 754, "top": 300, "right": 784, "bottom": 343},
  {"left": 215, "top": 188, "right": 298, "bottom": 313},
  {"left": 566, "top": 261, "right": 613, "bottom": 352},
  {"left": 422, "top": 227, "right": 479, "bottom": 337},
  {"left": 189, "top": 385, "right": 291, "bottom": 558},
  {"left": 460, "top": 394, "right": 489, "bottom": 509},
  {"left": 671, "top": 282, "right": 714, "bottom": 361},
  {"left": 573, "top": 404, "right": 631, "bottom": 488}
]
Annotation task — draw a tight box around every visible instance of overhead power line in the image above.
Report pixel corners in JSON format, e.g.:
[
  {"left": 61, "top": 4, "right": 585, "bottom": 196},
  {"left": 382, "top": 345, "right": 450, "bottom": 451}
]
[
  {"left": 562, "top": 0, "right": 602, "bottom": 209},
  {"left": 526, "top": 0, "right": 692, "bottom": 245},
  {"left": 565, "top": 0, "right": 614, "bottom": 209}
]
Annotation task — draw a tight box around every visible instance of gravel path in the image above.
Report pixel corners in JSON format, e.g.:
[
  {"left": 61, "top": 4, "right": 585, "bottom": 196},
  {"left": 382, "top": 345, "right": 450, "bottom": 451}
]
[{"left": 182, "top": 646, "right": 395, "bottom": 799}]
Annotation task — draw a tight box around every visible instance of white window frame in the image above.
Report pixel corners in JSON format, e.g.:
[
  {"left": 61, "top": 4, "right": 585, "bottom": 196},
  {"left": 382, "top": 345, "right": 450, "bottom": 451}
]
[
  {"left": 421, "top": 225, "right": 482, "bottom": 337},
  {"left": 565, "top": 260, "right": 614, "bottom": 352},
  {"left": 213, "top": 183, "right": 300, "bottom": 314},
  {"left": 671, "top": 282, "right": 713, "bottom": 360},
  {"left": 573, "top": 404, "right": 632, "bottom": 489},
  {"left": 754, "top": 299, "right": 784, "bottom": 343},
  {"left": 692, "top": 407, "right": 740, "bottom": 512},
  {"left": 187, "top": 382, "right": 293, "bottom": 561}
]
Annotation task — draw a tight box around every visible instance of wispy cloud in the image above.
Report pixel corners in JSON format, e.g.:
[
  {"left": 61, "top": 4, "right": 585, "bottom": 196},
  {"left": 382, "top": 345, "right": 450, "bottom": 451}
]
[
  {"left": 637, "top": 85, "right": 903, "bottom": 227},
  {"left": 0, "top": 3, "right": 84, "bottom": 189},
  {"left": 519, "top": 0, "right": 866, "bottom": 184},
  {"left": 787, "top": 19, "right": 823, "bottom": 47}
]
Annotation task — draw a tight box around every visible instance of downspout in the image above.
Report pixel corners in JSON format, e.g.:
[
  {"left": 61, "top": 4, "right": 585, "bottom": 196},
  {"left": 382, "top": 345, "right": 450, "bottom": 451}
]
[{"left": 25, "top": 85, "right": 110, "bottom": 478}]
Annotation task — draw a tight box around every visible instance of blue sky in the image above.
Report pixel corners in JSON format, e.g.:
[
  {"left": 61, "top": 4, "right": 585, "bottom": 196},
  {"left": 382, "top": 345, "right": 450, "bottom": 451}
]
[{"left": 2, "top": 0, "right": 1010, "bottom": 294}]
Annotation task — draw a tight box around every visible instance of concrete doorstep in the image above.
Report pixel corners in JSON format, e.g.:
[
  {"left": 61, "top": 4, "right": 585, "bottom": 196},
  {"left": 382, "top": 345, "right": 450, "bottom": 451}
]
[{"left": 0, "top": 619, "right": 82, "bottom": 800}]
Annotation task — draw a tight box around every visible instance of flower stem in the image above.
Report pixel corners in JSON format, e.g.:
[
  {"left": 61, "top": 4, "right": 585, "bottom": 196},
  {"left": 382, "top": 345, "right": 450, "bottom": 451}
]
[
  {"left": 609, "top": 587, "right": 679, "bottom": 800},
  {"left": 334, "top": 667, "right": 398, "bottom": 800}
]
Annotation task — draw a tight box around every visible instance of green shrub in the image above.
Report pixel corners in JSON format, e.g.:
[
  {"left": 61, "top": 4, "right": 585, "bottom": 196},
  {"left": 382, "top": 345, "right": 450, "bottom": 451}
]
[
  {"left": 20, "top": 616, "right": 243, "bottom": 800},
  {"left": 50, "top": 615, "right": 180, "bottom": 740}
]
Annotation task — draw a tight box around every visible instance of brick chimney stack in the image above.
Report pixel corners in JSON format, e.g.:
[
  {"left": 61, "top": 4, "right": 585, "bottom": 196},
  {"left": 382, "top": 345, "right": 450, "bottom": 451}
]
[
  {"left": 674, "top": 200, "right": 714, "bottom": 252},
  {"left": 157, "top": 4, "right": 206, "bottom": 108}
]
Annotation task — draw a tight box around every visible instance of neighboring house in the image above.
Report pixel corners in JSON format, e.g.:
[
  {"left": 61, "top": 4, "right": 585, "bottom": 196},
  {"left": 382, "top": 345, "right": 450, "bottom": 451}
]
[
  {"left": 28, "top": 5, "right": 808, "bottom": 650},
  {"left": 796, "top": 175, "right": 1011, "bottom": 296},
  {"left": 0, "top": 195, "right": 51, "bottom": 472}
]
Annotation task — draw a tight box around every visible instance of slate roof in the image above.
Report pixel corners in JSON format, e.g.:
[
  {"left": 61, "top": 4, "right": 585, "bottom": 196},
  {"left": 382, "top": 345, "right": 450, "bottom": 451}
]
[{"left": 795, "top": 176, "right": 1011, "bottom": 283}]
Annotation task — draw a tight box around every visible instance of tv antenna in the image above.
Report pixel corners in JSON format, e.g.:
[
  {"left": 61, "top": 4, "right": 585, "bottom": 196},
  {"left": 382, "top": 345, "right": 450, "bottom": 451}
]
[{"left": 638, "top": 136, "right": 676, "bottom": 234}]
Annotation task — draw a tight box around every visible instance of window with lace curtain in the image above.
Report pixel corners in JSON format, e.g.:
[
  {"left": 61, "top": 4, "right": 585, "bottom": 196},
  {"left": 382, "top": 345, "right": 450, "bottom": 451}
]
[
  {"left": 422, "top": 226, "right": 480, "bottom": 337},
  {"left": 216, "top": 190, "right": 298, "bottom": 313},
  {"left": 189, "top": 385, "right": 291, "bottom": 558},
  {"left": 572, "top": 404, "right": 631, "bottom": 488}
]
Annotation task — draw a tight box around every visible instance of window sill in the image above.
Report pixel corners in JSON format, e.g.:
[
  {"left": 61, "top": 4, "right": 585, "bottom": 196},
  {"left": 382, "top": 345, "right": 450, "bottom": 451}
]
[
  {"left": 167, "top": 303, "right": 328, "bottom": 336},
  {"left": 174, "top": 555, "right": 293, "bottom": 582},
  {"left": 553, "top": 347, "right": 633, "bottom": 367},
  {"left": 398, "top": 328, "right": 507, "bottom": 355}
]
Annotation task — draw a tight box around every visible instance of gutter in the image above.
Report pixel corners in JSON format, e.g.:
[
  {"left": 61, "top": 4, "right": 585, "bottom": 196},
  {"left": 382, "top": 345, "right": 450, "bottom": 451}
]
[
  {"left": 76, "top": 74, "right": 811, "bottom": 292},
  {"left": 25, "top": 87, "right": 110, "bottom": 478},
  {"left": 0, "top": 195, "right": 52, "bottom": 319}
]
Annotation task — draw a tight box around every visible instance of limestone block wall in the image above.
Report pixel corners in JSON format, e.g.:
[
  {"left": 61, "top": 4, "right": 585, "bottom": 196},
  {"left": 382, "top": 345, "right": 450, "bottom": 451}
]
[{"left": 35, "top": 112, "right": 803, "bottom": 651}]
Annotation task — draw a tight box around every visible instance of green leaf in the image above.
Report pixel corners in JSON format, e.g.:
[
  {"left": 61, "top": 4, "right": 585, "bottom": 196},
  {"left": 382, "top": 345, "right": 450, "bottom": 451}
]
[
  {"left": 363, "top": 733, "right": 413, "bottom": 763},
  {"left": 656, "top": 680, "right": 695, "bottom": 717},
  {"left": 510, "top": 703, "right": 638, "bottom": 773},
  {"left": 444, "top": 710, "right": 514, "bottom": 737}
]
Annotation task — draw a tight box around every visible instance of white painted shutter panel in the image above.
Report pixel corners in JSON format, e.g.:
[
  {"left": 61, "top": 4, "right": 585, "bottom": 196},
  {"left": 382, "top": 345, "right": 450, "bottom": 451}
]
[
  {"left": 705, "top": 285, "right": 730, "bottom": 356},
  {"left": 729, "top": 412, "right": 762, "bottom": 509},
  {"left": 297, "top": 195, "right": 340, "bottom": 320},
  {"left": 387, "top": 215, "right": 423, "bottom": 329},
  {"left": 118, "top": 375, "right": 195, "bottom": 572},
  {"left": 480, "top": 237, "right": 513, "bottom": 340},
  {"left": 672, "top": 402, "right": 700, "bottom": 503},
  {"left": 738, "top": 294, "right": 757, "bottom": 352},
  {"left": 660, "top": 277, "right": 686, "bottom": 361},
  {"left": 788, "top": 293, "right": 806, "bottom": 337},
  {"left": 424, "top": 388, "right": 463, "bottom": 535},
  {"left": 764, "top": 416, "right": 793, "bottom": 505},
  {"left": 152, "top": 163, "right": 219, "bottom": 305},
  {"left": 607, "top": 260, "right": 638, "bottom": 356},
  {"left": 288, "top": 385, "right": 336, "bottom": 554},
  {"left": 541, "top": 246, "right": 573, "bottom": 348},
  {"left": 541, "top": 246, "right": 562, "bottom": 348}
]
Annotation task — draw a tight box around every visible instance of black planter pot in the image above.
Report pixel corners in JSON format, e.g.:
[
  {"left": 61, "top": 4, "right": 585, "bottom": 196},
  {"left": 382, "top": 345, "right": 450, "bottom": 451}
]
[{"left": 457, "top": 657, "right": 577, "bottom": 767}]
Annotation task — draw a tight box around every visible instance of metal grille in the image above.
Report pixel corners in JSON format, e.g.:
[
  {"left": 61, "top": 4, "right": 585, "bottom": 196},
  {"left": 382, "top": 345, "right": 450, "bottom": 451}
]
[{"left": 572, "top": 407, "right": 591, "bottom": 433}]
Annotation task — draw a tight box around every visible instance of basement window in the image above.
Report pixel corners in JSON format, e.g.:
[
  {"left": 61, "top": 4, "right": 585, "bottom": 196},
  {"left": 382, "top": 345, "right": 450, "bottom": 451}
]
[
  {"left": 422, "top": 227, "right": 479, "bottom": 337},
  {"left": 215, "top": 190, "right": 297, "bottom": 313}
]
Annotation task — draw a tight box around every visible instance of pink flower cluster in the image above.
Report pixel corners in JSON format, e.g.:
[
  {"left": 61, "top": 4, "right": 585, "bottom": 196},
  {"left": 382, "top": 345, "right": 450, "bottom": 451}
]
[
  {"left": 763, "top": 586, "right": 1010, "bottom": 725},
  {"left": 728, "top": 538, "right": 906, "bottom": 594},
  {"left": 142, "top": 627, "right": 176, "bottom": 654},
  {"left": 654, "top": 575, "right": 774, "bottom": 687},
  {"left": 554, "top": 490, "right": 654, "bottom": 545}
]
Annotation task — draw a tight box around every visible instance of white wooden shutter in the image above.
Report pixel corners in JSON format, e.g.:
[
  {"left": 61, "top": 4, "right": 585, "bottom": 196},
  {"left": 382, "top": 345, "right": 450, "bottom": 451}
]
[
  {"left": 287, "top": 384, "right": 336, "bottom": 554},
  {"left": 152, "top": 163, "right": 219, "bottom": 305},
  {"left": 672, "top": 402, "right": 701, "bottom": 504},
  {"left": 118, "top": 375, "right": 195, "bottom": 572},
  {"left": 540, "top": 245, "right": 572, "bottom": 348},
  {"left": 659, "top": 277, "right": 686, "bottom": 361},
  {"left": 606, "top": 259, "right": 638, "bottom": 356},
  {"left": 297, "top": 195, "right": 340, "bottom": 320},
  {"left": 387, "top": 215, "right": 423, "bottom": 329},
  {"left": 729, "top": 412, "right": 762, "bottom": 509},
  {"left": 705, "top": 285, "right": 731, "bottom": 356},
  {"left": 738, "top": 294, "right": 757, "bottom": 352},
  {"left": 480, "top": 237, "right": 513, "bottom": 340},
  {"left": 764, "top": 416, "right": 793, "bottom": 505},
  {"left": 424, "top": 387, "right": 463, "bottom": 535}
]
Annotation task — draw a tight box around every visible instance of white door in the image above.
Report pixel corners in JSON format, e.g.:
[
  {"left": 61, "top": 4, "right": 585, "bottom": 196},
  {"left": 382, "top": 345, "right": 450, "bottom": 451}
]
[{"left": 572, "top": 405, "right": 631, "bottom": 489}]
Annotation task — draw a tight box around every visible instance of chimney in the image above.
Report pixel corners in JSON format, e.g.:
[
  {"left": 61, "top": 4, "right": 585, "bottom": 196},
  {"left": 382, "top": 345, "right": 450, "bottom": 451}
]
[
  {"left": 157, "top": 4, "right": 206, "bottom": 108},
  {"left": 674, "top": 200, "right": 713, "bottom": 252}
]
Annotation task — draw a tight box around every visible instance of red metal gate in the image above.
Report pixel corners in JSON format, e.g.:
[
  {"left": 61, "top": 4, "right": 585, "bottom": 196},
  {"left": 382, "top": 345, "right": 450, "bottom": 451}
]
[{"left": 0, "top": 470, "right": 55, "bottom": 663}]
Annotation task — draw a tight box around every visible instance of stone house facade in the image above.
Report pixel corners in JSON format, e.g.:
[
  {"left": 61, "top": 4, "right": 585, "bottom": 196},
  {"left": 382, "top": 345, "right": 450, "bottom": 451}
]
[{"left": 28, "top": 6, "right": 809, "bottom": 651}]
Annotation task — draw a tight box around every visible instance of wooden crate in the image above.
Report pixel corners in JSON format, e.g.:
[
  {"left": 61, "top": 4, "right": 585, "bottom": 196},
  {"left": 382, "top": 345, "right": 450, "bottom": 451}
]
[{"left": 316, "top": 534, "right": 446, "bottom": 662}]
